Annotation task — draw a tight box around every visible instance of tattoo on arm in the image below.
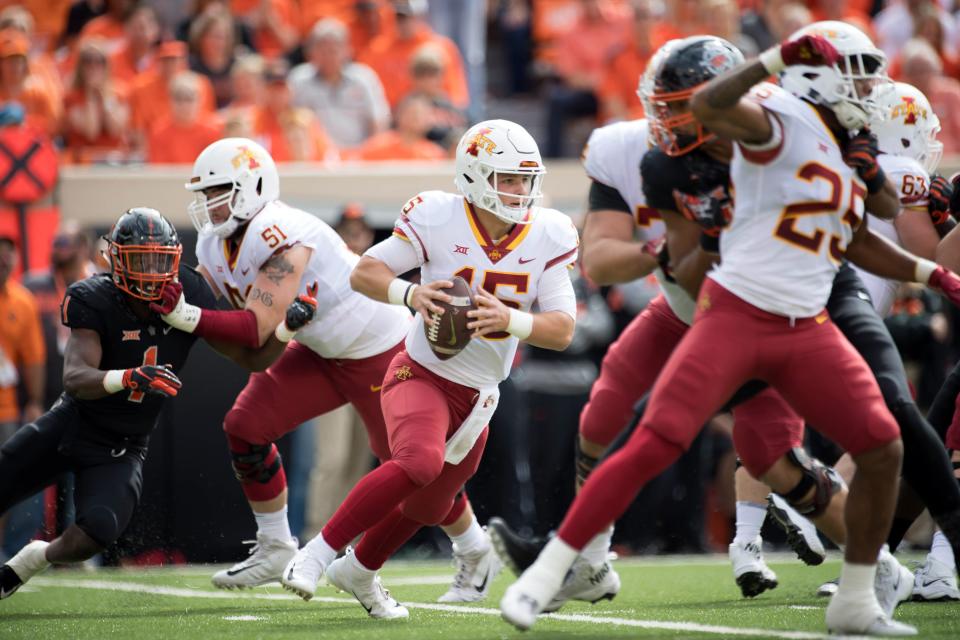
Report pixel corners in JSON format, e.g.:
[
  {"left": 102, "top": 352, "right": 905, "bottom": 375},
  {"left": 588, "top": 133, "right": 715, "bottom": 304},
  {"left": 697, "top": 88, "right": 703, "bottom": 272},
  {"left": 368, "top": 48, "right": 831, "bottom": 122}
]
[
  {"left": 702, "top": 60, "right": 770, "bottom": 109},
  {"left": 261, "top": 254, "right": 294, "bottom": 285},
  {"left": 248, "top": 287, "right": 274, "bottom": 307}
]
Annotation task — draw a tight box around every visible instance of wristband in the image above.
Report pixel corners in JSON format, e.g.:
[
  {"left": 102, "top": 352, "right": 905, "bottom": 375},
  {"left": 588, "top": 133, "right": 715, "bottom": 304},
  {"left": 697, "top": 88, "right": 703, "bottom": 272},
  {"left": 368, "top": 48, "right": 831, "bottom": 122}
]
[
  {"left": 506, "top": 308, "right": 534, "bottom": 340},
  {"left": 161, "top": 294, "right": 202, "bottom": 333},
  {"left": 759, "top": 46, "right": 785, "bottom": 75},
  {"left": 915, "top": 259, "right": 937, "bottom": 285},
  {"left": 275, "top": 322, "right": 297, "bottom": 343},
  {"left": 387, "top": 278, "right": 414, "bottom": 306},
  {"left": 863, "top": 165, "right": 887, "bottom": 195},
  {"left": 103, "top": 369, "right": 126, "bottom": 393}
]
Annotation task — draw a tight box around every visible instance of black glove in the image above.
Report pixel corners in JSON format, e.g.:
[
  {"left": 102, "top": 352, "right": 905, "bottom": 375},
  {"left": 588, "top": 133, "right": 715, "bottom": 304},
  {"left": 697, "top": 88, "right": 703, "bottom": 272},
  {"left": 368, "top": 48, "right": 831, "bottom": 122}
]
[
  {"left": 673, "top": 185, "right": 733, "bottom": 235},
  {"left": 928, "top": 175, "right": 956, "bottom": 237},
  {"left": 949, "top": 173, "right": 960, "bottom": 216},
  {"left": 844, "top": 130, "right": 886, "bottom": 193},
  {"left": 122, "top": 365, "right": 181, "bottom": 398},
  {"left": 284, "top": 282, "right": 318, "bottom": 332}
]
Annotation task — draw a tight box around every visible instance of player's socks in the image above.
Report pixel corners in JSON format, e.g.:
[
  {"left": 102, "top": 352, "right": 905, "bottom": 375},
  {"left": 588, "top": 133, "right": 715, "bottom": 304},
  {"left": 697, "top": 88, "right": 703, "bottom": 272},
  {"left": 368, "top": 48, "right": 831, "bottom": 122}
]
[
  {"left": 321, "top": 461, "right": 419, "bottom": 550},
  {"left": 355, "top": 507, "right": 423, "bottom": 571},
  {"left": 733, "top": 501, "right": 767, "bottom": 545},
  {"left": 254, "top": 505, "right": 293, "bottom": 542},
  {"left": 930, "top": 530, "right": 957, "bottom": 567},
  {"left": 302, "top": 532, "right": 339, "bottom": 567},
  {"left": 449, "top": 516, "right": 487, "bottom": 556},
  {"left": 836, "top": 561, "right": 877, "bottom": 602},
  {"left": 580, "top": 526, "right": 613, "bottom": 566}
]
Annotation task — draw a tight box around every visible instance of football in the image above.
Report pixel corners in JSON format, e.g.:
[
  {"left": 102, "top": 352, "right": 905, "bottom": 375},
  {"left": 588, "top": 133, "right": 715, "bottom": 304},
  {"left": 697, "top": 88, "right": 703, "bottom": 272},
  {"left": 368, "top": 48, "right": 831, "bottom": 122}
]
[{"left": 423, "top": 276, "right": 476, "bottom": 360}]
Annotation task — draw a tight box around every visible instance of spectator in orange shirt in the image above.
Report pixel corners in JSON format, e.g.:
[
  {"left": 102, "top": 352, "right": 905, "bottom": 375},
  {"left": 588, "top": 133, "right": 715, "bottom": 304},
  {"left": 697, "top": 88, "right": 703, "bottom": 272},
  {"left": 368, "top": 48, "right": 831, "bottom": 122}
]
[
  {"left": 889, "top": 4, "right": 960, "bottom": 81},
  {"left": 406, "top": 44, "right": 466, "bottom": 150},
  {"left": 545, "top": 0, "right": 631, "bottom": 157},
  {"left": 9, "top": 0, "right": 72, "bottom": 52},
  {"left": 346, "top": 0, "right": 395, "bottom": 55},
  {"left": 107, "top": 3, "right": 160, "bottom": 87},
  {"left": 147, "top": 71, "right": 223, "bottom": 164},
  {"left": 0, "top": 29, "right": 59, "bottom": 136},
  {"left": 901, "top": 38, "right": 960, "bottom": 156},
  {"left": 349, "top": 93, "right": 446, "bottom": 161},
  {"left": 79, "top": 0, "right": 134, "bottom": 55},
  {"left": 251, "top": 59, "right": 337, "bottom": 162},
  {"left": 129, "top": 40, "right": 216, "bottom": 157},
  {"left": 189, "top": 4, "right": 239, "bottom": 108},
  {"left": 231, "top": 0, "right": 300, "bottom": 58},
  {"left": 0, "top": 6, "right": 63, "bottom": 107},
  {"left": 358, "top": 0, "right": 468, "bottom": 109},
  {"left": 63, "top": 40, "right": 131, "bottom": 164}
]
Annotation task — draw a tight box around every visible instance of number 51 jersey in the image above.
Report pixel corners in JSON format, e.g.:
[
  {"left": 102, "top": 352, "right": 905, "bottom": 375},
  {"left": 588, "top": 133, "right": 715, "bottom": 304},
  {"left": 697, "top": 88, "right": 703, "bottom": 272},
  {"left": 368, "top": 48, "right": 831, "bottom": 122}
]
[
  {"left": 196, "top": 200, "right": 410, "bottom": 359},
  {"left": 392, "top": 191, "right": 579, "bottom": 389}
]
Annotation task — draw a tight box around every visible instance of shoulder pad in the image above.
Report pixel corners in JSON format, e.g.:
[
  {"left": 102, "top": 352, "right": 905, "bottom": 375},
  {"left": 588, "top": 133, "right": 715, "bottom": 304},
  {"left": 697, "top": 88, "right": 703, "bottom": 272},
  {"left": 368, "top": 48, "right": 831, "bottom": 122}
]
[
  {"left": 582, "top": 120, "right": 649, "bottom": 186},
  {"left": 539, "top": 207, "right": 580, "bottom": 252},
  {"left": 66, "top": 274, "right": 116, "bottom": 306},
  {"left": 398, "top": 191, "right": 459, "bottom": 228}
]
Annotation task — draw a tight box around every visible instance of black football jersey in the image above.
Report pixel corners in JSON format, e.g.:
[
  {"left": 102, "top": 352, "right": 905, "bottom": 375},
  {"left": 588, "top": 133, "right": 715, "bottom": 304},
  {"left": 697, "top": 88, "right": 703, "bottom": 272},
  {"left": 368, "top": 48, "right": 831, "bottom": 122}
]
[
  {"left": 59, "top": 264, "right": 217, "bottom": 436},
  {"left": 640, "top": 148, "right": 732, "bottom": 232}
]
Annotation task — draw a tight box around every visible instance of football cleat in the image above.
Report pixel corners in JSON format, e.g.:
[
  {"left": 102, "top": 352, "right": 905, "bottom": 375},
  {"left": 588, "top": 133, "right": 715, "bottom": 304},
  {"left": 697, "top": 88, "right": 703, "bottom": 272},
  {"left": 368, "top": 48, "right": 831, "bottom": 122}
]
[
  {"left": 326, "top": 548, "right": 408, "bottom": 619},
  {"left": 280, "top": 543, "right": 327, "bottom": 601},
  {"left": 912, "top": 556, "right": 960, "bottom": 602},
  {"left": 500, "top": 575, "right": 557, "bottom": 632},
  {"left": 487, "top": 516, "right": 548, "bottom": 576},
  {"left": 729, "top": 536, "right": 778, "bottom": 598},
  {"left": 437, "top": 537, "right": 503, "bottom": 603},
  {"left": 766, "top": 493, "right": 826, "bottom": 566},
  {"left": 212, "top": 534, "right": 298, "bottom": 590},
  {"left": 826, "top": 592, "right": 917, "bottom": 636},
  {"left": 817, "top": 578, "right": 839, "bottom": 597},
  {"left": 875, "top": 550, "right": 914, "bottom": 618},
  {"left": 1, "top": 541, "right": 49, "bottom": 600},
  {"left": 542, "top": 558, "right": 620, "bottom": 613}
]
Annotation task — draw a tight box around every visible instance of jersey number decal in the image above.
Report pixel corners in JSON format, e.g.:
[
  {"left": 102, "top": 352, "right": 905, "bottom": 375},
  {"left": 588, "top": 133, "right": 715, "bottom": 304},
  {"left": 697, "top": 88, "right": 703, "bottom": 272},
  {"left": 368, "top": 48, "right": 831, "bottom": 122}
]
[
  {"left": 261, "top": 225, "right": 288, "bottom": 249},
  {"left": 454, "top": 267, "right": 530, "bottom": 340},
  {"left": 772, "top": 162, "right": 865, "bottom": 261},
  {"left": 901, "top": 174, "right": 927, "bottom": 197},
  {"left": 402, "top": 195, "right": 424, "bottom": 216},
  {"left": 128, "top": 346, "right": 157, "bottom": 403}
]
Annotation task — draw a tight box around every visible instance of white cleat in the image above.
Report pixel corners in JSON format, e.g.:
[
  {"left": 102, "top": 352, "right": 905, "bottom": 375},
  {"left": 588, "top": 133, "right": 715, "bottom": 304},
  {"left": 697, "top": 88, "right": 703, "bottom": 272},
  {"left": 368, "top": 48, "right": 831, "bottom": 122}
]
[
  {"left": 912, "top": 556, "right": 960, "bottom": 602},
  {"left": 500, "top": 565, "right": 566, "bottom": 631},
  {"left": 280, "top": 544, "right": 328, "bottom": 601},
  {"left": 542, "top": 558, "right": 620, "bottom": 613},
  {"left": 816, "top": 578, "right": 839, "bottom": 597},
  {"left": 875, "top": 551, "right": 914, "bottom": 617},
  {"left": 826, "top": 594, "right": 917, "bottom": 636},
  {"left": 1, "top": 541, "right": 50, "bottom": 599},
  {"left": 438, "top": 540, "right": 503, "bottom": 603},
  {"left": 326, "top": 549, "right": 408, "bottom": 619},
  {"left": 212, "top": 534, "right": 298, "bottom": 590},
  {"left": 766, "top": 494, "right": 826, "bottom": 566},
  {"left": 729, "top": 536, "right": 778, "bottom": 598}
]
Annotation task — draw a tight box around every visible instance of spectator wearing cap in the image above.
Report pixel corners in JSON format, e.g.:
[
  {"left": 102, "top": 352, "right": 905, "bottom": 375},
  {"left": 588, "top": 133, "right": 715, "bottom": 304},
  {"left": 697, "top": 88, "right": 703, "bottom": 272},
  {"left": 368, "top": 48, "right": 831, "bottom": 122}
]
[
  {"left": 231, "top": 0, "right": 300, "bottom": 58},
  {"left": 406, "top": 43, "right": 466, "bottom": 150},
  {"left": 63, "top": 39, "right": 131, "bottom": 164},
  {"left": 188, "top": 4, "right": 239, "bottom": 108},
  {"left": 334, "top": 203, "right": 375, "bottom": 254},
  {"left": 6, "top": 1, "right": 72, "bottom": 52},
  {"left": 358, "top": 0, "right": 468, "bottom": 109},
  {"left": 79, "top": 0, "right": 135, "bottom": 55},
  {"left": 252, "top": 59, "right": 337, "bottom": 162},
  {"left": 900, "top": 37, "right": 960, "bottom": 155},
  {"left": 129, "top": 40, "right": 216, "bottom": 156},
  {"left": 107, "top": 3, "right": 160, "bottom": 87},
  {"left": 0, "top": 29, "right": 59, "bottom": 136},
  {"left": 348, "top": 93, "right": 445, "bottom": 161},
  {"left": 289, "top": 18, "right": 389, "bottom": 149},
  {"left": 147, "top": 71, "right": 223, "bottom": 164},
  {"left": 0, "top": 6, "right": 64, "bottom": 108}
]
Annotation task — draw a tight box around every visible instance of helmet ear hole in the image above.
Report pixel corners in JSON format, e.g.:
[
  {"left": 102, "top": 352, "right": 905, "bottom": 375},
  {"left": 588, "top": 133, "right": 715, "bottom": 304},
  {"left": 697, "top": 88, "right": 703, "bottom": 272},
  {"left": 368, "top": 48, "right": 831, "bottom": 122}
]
[
  {"left": 256, "top": 177, "right": 262, "bottom": 196},
  {"left": 901, "top": 138, "right": 910, "bottom": 149}
]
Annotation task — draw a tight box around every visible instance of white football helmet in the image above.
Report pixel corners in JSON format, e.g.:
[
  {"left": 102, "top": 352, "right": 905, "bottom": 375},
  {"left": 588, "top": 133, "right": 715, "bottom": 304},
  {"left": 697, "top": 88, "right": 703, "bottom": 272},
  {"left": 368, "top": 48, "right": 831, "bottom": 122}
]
[
  {"left": 186, "top": 137, "right": 280, "bottom": 238},
  {"left": 871, "top": 82, "right": 943, "bottom": 173},
  {"left": 454, "top": 120, "right": 545, "bottom": 224},
  {"left": 779, "top": 21, "right": 889, "bottom": 131}
]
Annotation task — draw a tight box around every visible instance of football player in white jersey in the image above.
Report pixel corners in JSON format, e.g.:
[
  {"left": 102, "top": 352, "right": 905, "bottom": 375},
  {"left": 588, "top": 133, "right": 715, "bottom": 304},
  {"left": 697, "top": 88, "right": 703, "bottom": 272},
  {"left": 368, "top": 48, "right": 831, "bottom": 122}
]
[
  {"left": 151, "top": 138, "right": 495, "bottom": 598},
  {"left": 279, "top": 120, "right": 578, "bottom": 619},
  {"left": 501, "top": 23, "right": 960, "bottom": 635}
]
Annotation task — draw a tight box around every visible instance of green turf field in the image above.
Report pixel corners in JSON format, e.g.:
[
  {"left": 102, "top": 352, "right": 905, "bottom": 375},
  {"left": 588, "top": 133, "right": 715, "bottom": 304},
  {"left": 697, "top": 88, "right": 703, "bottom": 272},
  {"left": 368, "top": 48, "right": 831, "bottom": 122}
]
[{"left": 2, "top": 554, "right": 957, "bottom": 639}]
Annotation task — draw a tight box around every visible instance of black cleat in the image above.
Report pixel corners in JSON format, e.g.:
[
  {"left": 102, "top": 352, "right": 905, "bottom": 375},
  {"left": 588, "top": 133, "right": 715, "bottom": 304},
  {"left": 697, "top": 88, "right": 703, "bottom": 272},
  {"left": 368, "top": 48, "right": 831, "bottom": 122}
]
[
  {"left": 766, "top": 494, "right": 826, "bottom": 567},
  {"left": 487, "top": 517, "right": 549, "bottom": 576},
  {"left": 0, "top": 565, "right": 25, "bottom": 600}
]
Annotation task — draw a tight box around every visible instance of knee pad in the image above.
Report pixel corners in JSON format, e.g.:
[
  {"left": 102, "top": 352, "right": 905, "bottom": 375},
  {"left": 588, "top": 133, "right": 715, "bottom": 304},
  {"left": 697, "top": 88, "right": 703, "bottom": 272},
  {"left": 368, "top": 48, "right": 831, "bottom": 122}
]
[
  {"left": 392, "top": 445, "right": 445, "bottom": 488},
  {"left": 777, "top": 448, "right": 843, "bottom": 519},
  {"left": 76, "top": 505, "right": 121, "bottom": 548},
  {"left": 574, "top": 439, "right": 600, "bottom": 488},
  {"left": 229, "top": 441, "right": 282, "bottom": 485},
  {"left": 439, "top": 490, "right": 468, "bottom": 527}
]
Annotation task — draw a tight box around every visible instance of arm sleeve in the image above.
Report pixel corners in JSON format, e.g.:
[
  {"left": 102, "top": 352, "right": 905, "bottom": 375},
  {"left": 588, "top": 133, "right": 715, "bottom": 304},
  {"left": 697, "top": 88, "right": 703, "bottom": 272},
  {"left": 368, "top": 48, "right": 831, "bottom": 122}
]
[
  {"left": 364, "top": 235, "right": 423, "bottom": 275},
  {"left": 536, "top": 262, "right": 578, "bottom": 321},
  {"left": 588, "top": 180, "right": 631, "bottom": 214}
]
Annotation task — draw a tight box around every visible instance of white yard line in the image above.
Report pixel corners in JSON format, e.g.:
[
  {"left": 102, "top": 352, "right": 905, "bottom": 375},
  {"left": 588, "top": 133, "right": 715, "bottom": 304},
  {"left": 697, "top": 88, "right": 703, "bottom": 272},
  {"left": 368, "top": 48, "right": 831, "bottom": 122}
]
[{"left": 30, "top": 577, "right": 838, "bottom": 639}]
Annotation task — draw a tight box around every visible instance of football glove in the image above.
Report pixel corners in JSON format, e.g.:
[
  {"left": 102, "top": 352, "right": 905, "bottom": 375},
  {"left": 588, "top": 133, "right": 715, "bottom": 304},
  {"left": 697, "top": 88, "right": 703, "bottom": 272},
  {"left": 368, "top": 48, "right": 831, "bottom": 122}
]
[
  {"left": 150, "top": 281, "right": 201, "bottom": 333},
  {"left": 122, "top": 365, "right": 182, "bottom": 398},
  {"left": 929, "top": 266, "right": 960, "bottom": 309},
  {"left": 780, "top": 35, "right": 840, "bottom": 67},
  {"left": 843, "top": 130, "right": 886, "bottom": 193},
  {"left": 950, "top": 173, "right": 960, "bottom": 214},
  {"left": 275, "top": 282, "right": 318, "bottom": 342},
  {"left": 927, "top": 175, "right": 956, "bottom": 237}
]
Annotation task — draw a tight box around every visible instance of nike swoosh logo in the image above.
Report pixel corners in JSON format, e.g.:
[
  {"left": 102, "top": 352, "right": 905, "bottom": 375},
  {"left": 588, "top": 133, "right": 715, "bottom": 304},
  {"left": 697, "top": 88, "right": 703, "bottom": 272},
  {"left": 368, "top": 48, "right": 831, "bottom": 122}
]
[
  {"left": 475, "top": 571, "right": 490, "bottom": 593},
  {"left": 370, "top": 384, "right": 383, "bottom": 392},
  {"left": 922, "top": 578, "right": 949, "bottom": 588},
  {"left": 241, "top": 268, "right": 250, "bottom": 275},
  {"left": 163, "top": 326, "right": 173, "bottom": 335},
  {"left": 352, "top": 589, "right": 373, "bottom": 614},
  {"left": 446, "top": 314, "right": 458, "bottom": 346},
  {"left": 227, "top": 563, "right": 262, "bottom": 576},
  {"left": 518, "top": 257, "right": 535, "bottom": 264},
  {"left": 0, "top": 585, "right": 17, "bottom": 599}
]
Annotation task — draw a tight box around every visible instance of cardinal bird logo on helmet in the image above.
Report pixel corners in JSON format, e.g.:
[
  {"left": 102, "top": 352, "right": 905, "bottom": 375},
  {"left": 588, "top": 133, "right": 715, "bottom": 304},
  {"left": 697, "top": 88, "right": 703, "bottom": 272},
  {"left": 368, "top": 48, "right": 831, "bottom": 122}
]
[
  {"left": 466, "top": 128, "right": 495, "bottom": 157},
  {"left": 231, "top": 145, "right": 261, "bottom": 170}
]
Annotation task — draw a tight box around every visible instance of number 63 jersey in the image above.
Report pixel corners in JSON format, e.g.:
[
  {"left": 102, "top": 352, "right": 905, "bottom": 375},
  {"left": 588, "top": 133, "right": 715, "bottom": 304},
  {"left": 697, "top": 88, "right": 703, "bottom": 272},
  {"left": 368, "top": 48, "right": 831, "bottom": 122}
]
[
  {"left": 389, "top": 191, "right": 579, "bottom": 389},
  {"left": 196, "top": 200, "right": 410, "bottom": 359}
]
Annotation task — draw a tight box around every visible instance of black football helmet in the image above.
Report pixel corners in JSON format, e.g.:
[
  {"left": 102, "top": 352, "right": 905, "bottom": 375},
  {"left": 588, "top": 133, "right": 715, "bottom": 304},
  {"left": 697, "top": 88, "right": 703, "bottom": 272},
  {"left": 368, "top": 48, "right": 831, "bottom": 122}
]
[
  {"left": 106, "top": 207, "right": 181, "bottom": 301},
  {"left": 643, "top": 36, "right": 744, "bottom": 156}
]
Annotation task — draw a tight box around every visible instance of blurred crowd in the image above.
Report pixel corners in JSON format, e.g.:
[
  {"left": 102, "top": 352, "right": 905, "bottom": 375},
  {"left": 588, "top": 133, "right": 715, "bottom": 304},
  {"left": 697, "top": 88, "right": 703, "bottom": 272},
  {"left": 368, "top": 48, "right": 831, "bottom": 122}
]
[{"left": 5, "top": 0, "right": 960, "bottom": 164}]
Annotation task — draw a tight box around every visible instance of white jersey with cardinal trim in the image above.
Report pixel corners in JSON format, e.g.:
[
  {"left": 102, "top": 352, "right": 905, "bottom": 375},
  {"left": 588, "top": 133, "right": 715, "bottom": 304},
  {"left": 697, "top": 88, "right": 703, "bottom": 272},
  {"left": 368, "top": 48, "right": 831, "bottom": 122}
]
[
  {"left": 582, "top": 118, "right": 696, "bottom": 323},
  {"left": 389, "top": 190, "right": 579, "bottom": 389},
  {"left": 195, "top": 200, "right": 410, "bottom": 359},
  {"left": 853, "top": 153, "right": 930, "bottom": 317},
  {"left": 710, "top": 83, "right": 867, "bottom": 318}
]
